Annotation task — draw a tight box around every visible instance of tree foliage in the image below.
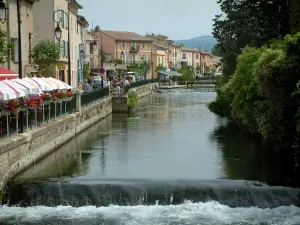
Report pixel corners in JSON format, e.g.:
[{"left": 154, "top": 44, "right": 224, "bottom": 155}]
[
  {"left": 0, "top": 26, "right": 12, "bottom": 63},
  {"left": 208, "top": 34, "right": 300, "bottom": 152},
  {"left": 31, "top": 40, "right": 61, "bottom": 76},
  {"left": 178, "top": 65, "right": 195, "bottom": 82},
  {"left": 213, "top": 0, "right": 290, "bottom": 77},
  {"left": 127, "top": 61, "right": 150, "bottom": 75}
]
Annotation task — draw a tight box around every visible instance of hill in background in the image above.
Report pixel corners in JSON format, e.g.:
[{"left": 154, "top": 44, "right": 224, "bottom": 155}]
[{"left": 175, "top": 35, "right": 217, "bottom": 52}]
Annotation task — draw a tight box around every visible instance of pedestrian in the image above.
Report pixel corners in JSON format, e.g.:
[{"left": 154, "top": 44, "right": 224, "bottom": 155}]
[{"left": 83, "top": 79, "right": 90, "bottom": 92}]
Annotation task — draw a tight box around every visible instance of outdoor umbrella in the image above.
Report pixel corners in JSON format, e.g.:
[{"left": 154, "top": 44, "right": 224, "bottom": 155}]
[
  {"left": 24, "top": 77, "right": 57, "bottom": 91},
  {"left": 11, "top": 78, "right": 43, "bottom": 95},
  {"left": 0, "top": 81, "right": 27, "bottom": 101},
  {"left": 44, "top": 77, "right": 72, "bottom": 90}
]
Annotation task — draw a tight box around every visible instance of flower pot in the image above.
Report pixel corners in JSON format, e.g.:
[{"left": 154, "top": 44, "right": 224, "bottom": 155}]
[
  {"left": 57, "top": 99, "right": 63, "bottom": 104},
  {"left": 19, "top": 107, "right": 26, "bottom": 112},
  {"left": 64, "top": 97, "right": 72, "bottom": 102},
  {"left": 43, "top": 101, "right": 51, "bottom": 106},
  {"left": 1, "top": 111, "right": 11, "bottom": 116}
]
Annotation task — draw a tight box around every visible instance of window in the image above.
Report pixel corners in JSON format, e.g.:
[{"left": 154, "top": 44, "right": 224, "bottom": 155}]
[
  {"left": 141, "top": 43, "right": 146, "bottom": 48},
  {"left": 11, "top": 38, "right": 19, "bottom": 62},
  {"left": 132, "top": 54, "right": 136, "bottom": 63},
  {"left": 131, "top": 42, "right": 136, "bottom": 47},
  {"left": 142, "top": 54, "right": 146, "bottom": 60},
  {"left": 65, "top": 41, "right": 68, "bottom": 58},
  {"left": 90, "top": 43, "right": 94, "bottom": 54},
  {"left": 196, "top": 54, "right": 199, "bottom": 59},
  {"left": 76, "top": 22, "right": 79, "bottom": 34},
  {"left": 182, "top": 53, "right": 186, "bottom": 60},
  {"left": 121, "top": 52, "right": 125, "bottom": 62},
  {"left": 121, "top": 41, "right": 126, "bottom": 48}
]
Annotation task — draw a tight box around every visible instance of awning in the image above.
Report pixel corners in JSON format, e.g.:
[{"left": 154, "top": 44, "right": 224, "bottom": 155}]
[
  {"left": 0, "top": 68, "right": 18, "bottom": 81},
  {"left": 158, "top": 71, "right": 183, "bottom": 77}
]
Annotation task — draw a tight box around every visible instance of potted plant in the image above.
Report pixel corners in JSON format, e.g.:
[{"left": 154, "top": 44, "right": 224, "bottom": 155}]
[
  {"left": 53, "top": 91, "right": 66, "bottom": 103},
  {"left": 64, "top": 90, "right": 73, "bottom": 101},
  {"left": 41, "top": 93, "right": 52, "bottom": 105},
  {"left": 0, "top": 100, "right": 10, "bottom": 116},
  {"left": 9, "top": 99, "right": 20, "bottom": 115},
  {"left": 19, "top": 98, "right": 28, "bottom": 111}
]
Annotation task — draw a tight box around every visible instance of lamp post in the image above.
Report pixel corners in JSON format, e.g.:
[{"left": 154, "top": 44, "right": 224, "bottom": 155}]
[{"left": 53, "top": 10, "right": 71, "bottom": 85}]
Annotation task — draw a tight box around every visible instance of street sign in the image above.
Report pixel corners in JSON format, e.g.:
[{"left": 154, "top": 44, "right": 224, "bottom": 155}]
[{"left": 99, "top": 67, "right": 106, "bottom": 74}]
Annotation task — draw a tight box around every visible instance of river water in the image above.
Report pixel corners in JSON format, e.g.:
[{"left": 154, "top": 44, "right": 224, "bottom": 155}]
[{"left": 1, "top": 90, "right": 300, "bottom": 225}]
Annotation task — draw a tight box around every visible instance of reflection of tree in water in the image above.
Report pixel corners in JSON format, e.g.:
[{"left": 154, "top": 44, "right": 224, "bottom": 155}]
[{"left": 210, "top": 121, "right": 297, "bottom": 187}]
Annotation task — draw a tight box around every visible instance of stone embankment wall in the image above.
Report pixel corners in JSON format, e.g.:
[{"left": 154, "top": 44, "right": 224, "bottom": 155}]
[{"left": 0, "top": 83, "right": 157, "bottom": 197}]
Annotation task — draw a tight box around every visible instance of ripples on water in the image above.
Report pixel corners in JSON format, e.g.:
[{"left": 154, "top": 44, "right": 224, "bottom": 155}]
[
  {"left": 1, "top": 202, "right": 300, "bottom": 225},
  {"left": 1, "top": 89, "right": 300, "bottom": 225}
]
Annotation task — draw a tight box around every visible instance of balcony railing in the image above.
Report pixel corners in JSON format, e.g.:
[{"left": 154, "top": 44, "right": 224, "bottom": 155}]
[{"left": 130, "top": 46, "right": 140, "bottom": 53}]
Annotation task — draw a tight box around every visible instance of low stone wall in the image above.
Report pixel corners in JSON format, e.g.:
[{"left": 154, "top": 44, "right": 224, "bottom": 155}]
[{"left": 0, "top": 83, "right": 157, "bottom": 198}]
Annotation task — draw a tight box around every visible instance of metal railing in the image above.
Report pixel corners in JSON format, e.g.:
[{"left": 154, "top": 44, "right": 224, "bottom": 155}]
[
  {"left": 81, "top": 87, "right": 110, "bottom": 107},
  {"left": 0, "top": 80, "right": 158, "bottom": 139},
  {"left": 0, "top": 97, "right": 77, "bottom": 139}
]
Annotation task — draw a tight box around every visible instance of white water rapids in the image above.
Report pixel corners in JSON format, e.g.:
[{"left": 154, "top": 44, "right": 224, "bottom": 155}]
[{"left": 1, "top": 201, "right": 300, "bottom": 225}]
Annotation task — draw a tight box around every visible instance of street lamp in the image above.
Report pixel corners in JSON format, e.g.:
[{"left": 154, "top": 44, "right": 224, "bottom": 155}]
[
  {"left": 0, "top": 0, "right": 8, "bottom": 24},
  {"left": 54, "top": 23, "right": 62, "bottom": 41},
  {"left": 53, "top": 10, "right": 71, "bottom": 85}
]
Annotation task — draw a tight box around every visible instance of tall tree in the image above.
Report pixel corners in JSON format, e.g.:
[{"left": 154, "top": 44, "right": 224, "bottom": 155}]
[
  {"left": 213, "top": 0, "right": 290, "bottom": 77},
  {"left": 289, "top": 0, "right": 300, "bottom": 34}
]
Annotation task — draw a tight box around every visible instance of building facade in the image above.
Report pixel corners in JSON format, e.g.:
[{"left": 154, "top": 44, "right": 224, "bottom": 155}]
[
  {"left": 32, "top": 0, "right": 86, "bottom": 86},
  {"left": 1, "top": 0, "right": 38, "bottom": 77},
  {"left": 94, "top": 30, "right": 154, "bottom": 78}
]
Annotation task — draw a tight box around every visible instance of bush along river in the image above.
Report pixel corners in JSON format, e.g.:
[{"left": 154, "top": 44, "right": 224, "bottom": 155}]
[{"left": 1, "top": 89, "right": 300, "bottom": 225}]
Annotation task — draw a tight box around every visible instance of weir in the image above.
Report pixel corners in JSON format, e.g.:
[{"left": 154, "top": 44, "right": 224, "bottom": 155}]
[{"left": 6, "top": 179, "right": 300, "bottom": 208}]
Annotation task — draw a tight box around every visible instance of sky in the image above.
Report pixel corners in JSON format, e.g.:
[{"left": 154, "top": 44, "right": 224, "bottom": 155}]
[{"left": 78, "top": 0, "right": 221, "bottom": 40}]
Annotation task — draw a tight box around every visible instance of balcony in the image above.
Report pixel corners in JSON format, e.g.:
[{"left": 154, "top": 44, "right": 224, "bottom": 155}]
[{"left": 130, "top": 46, "right": 140, "bottom": 53}]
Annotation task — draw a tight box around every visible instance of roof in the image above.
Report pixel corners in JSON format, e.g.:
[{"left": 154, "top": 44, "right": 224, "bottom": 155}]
[
  {"left": 153, "top": 43, "right": 168, "bottom": 50},
  {"left": 158, "top": 71, "right": 183, "bottom": 77},
  {"left": 181, "top": 47, "right": 199, "bottom": 52},
  {"left": 77, "top": 15, "right": 89, "bottom": 28},
  {"left": 68, "top": 0, "right": 82, "bottom": 9},
  {"left": 102, "top": 30, "right": 154, "bottom": 42}
]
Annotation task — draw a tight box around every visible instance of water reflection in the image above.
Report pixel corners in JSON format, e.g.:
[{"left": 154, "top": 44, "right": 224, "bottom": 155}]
[
  {"left": 12, "top": 91, "right": 298, "bottom": 187},
  {"left": 210, "top": 119, "right": 297, "bottom": 187}
]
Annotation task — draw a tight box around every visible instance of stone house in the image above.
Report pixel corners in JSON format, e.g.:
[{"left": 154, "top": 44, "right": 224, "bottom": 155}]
[{"left": 0, "top": 0, "right": 38, "bottom": 77}]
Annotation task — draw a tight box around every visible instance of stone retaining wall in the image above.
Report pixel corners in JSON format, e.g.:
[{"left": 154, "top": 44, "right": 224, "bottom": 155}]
[{"left": 0, "top": 83, "right": 157, "bottom": 198}]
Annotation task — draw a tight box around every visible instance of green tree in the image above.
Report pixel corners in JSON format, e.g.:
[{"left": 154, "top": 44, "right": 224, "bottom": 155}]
[
  {"left": 213, "top": 0, "right": 290, "bottom": 77},
  {"left": 31, "top": 40, "right": 61, "bottom": 76},
  {"left": 178, "top": 65, "right": 195, "bottom": 82},
  {"left": 0, "top": 25, "right": 12, "bottom": 63},
  {"left": 290, "top": 0, "right": 300, "bottom": 34}
]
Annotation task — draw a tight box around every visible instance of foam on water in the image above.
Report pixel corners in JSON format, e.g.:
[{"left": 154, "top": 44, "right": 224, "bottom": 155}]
[{"left": 1, "top": 201, "right": 300, "bottom": 225}]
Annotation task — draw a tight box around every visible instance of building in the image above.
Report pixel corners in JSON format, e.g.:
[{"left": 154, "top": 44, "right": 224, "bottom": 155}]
[
  {"left": 169, "top": 43, "right": 182, "bottom": 70},
  {"left": 0, "top": 0, "right": 38, "bottom": 77},
  {"left": 32, "top": 0, "right": 87, "bottom": 86},
  {"left": 200, "top": 51, "right": 214, "bottom": 74},
  {"left": 85, "top": 33, "right": 99, "bottom": 72},
  {"left": 72, "top": 14, "right": 89, "bottom": 85},
  {"left": 93, "top": 30, "right": 154, "bottom": 78},
  {"left": 152, "top": 43, "right": 169, "bottom": 79},
  {"left": 181, "top": 47, "right": 194, "bottom": 67}
]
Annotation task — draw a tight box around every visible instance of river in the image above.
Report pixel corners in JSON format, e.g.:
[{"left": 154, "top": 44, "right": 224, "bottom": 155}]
[{"left": 1, "top": 89, "right": 300, "bottom": 225}]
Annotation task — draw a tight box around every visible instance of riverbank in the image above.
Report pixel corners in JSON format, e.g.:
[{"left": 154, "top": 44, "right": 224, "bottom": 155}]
[{"left": 0, "top": 83, "right": 157, "bottom": 198}]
